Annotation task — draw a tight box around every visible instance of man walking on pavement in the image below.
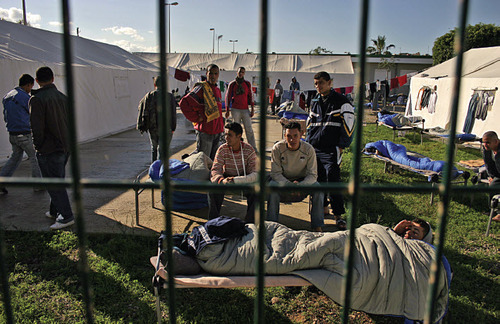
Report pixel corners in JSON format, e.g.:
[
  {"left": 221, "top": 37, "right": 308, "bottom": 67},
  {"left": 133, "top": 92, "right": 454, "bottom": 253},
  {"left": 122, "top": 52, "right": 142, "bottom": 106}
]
[
  {"left": 136, "top": 75, "right": 177, "bottom": 162},
  {"left": 30, "top": 66, "right": 75, "bottom": 230},
  {"left": 0, "top": 74, "right": 42, "bottom": 195},
  {"left": 180, "top": 64, "right": 224, "bottom": 161},
  {"left": 225, "top": 67, "right": 257, "bottom": 151}
]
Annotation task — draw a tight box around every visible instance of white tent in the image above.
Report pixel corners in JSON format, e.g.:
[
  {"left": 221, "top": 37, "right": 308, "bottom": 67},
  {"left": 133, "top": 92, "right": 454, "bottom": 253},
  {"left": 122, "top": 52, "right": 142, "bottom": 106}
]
[
  {"left": 0, "top": 20, "right": 158, "bottom": 162},
  {"left": 406, "top": 46, "right": 500, "bottom": 136},
  {"left": 135, "top": 52, "right": 355, "bottom": 94}
]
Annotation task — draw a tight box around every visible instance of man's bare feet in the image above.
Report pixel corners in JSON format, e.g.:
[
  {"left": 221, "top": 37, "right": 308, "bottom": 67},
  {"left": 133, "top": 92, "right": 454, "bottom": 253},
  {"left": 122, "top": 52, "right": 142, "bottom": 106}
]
[{"left": 493, "top": 214, "right": 500, "bottom": 222}]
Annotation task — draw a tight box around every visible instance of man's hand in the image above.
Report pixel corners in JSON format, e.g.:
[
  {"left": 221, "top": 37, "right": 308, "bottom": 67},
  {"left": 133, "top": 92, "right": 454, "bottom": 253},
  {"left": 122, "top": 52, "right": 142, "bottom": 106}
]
[
  {"left": 250, "top": 107, "right": 255, "bottom": 117},
  {"left": 339, "top": 147, "right": 344, "bottom": 154},
  {"left": 225, "top": 110, "right": 230, "bottom": 119},
  {"left": 393, "top": 220, "right": 411, "bottom": 235},
  {"left": 222, "top": 177, "right": 234, "bottom": 184}
]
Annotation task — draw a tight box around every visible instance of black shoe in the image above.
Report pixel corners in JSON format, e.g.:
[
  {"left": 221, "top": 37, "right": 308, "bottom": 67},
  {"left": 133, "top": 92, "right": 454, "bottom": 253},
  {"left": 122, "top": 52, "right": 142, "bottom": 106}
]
[
  {"left": 181, "top": 153, "right": 190, "bottom": 160},
  {"left": 0, "top": 188, "right": 7, "bottom": 195}
]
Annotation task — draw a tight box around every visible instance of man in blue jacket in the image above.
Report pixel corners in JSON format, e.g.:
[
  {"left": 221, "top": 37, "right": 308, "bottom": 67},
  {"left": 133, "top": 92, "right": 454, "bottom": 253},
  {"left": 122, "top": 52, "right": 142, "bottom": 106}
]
[
  {"left": 0, "top": 74, "right": 41, "bottom": 195},
  {"left": 306, "top": 71, "right": 355, "bottom": 229}
]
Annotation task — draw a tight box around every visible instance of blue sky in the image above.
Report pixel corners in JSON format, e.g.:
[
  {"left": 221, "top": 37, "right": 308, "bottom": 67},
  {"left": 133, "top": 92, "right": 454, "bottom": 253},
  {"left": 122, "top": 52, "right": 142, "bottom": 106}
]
[{"left": 1, "top": 0, "right": 498, "bottom": 55}]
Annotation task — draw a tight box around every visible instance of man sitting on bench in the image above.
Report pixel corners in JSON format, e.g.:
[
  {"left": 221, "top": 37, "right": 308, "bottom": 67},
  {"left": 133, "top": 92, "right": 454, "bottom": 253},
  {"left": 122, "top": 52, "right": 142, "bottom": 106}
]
[{"left": 268, "top": 122, "right": 324, "bottom": 231}]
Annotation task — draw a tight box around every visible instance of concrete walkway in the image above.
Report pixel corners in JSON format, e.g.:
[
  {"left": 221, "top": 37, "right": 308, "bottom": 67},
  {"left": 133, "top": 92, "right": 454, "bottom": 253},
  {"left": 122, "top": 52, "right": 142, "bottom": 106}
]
[{"left": 0, "top": 110, "right": 339, "bottom": 235}]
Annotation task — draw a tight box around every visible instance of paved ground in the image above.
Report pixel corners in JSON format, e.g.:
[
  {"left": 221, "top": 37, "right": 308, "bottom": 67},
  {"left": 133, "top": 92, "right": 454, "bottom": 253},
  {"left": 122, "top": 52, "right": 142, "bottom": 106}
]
[{"left": 0, "top": 109, "right": 341, "bottom": 235}]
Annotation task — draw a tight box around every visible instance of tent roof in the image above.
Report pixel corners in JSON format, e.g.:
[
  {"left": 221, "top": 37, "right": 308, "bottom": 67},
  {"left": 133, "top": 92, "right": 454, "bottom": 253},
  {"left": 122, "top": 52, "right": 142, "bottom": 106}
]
[
  {"left": 136, "top": 52, "right": 354, "bottom": 74},
  {"left": 415, "top": 46, "right": 500, "bottom": 79},
  {"left": 0, "top": 19, "right": 157, "bottom": 70}
]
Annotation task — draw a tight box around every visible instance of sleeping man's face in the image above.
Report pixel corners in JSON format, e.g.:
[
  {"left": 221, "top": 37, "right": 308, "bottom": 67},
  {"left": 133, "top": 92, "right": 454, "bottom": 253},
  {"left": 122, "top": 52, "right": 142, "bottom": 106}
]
[{"left": 403, "top": 222, "right": 425, "bottom": 240}]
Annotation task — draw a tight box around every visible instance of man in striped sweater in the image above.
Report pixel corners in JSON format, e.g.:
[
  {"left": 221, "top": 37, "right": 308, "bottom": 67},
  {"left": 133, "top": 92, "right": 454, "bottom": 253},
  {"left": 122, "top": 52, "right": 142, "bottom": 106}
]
[{"left": 209, "top": 122, "right": 257, "bottom": 222}]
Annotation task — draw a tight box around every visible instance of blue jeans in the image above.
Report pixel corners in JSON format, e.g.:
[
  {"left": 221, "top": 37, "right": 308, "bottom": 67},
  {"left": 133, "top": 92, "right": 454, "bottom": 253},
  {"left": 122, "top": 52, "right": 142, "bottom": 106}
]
[
  {"left": 267, "top": 180, "right": 325, "bottom": 228},
  {"left": 195, "top": 131, "right": 222, "bottom": 161},
  {"left": 230, "top": 109, "right": 257, "bottom": 150},
  {"left": 0, "top": 134, "right": 41, "bottom": 179},
  {"left": 37, "top": 152, "right": 73, "bottom": 220}
]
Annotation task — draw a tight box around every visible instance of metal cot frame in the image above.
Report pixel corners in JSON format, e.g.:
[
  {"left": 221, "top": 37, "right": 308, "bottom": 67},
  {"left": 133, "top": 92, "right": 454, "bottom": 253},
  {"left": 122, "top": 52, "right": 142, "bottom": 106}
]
[{"left": 0, "top": 1, "right": 496, "bottom": 323}]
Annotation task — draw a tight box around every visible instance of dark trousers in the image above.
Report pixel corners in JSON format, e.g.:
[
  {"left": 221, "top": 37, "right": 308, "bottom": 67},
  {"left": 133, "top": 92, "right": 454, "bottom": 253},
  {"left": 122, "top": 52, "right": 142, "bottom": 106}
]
[
  {"left": 208, "top": 191, "right": 256, "bottom": 223},
  {"left": 271, "top": 95, "right": 281, "bottom": 114},
  {"left": 490, "top": 177, "right": 500, "bottom": 201},
  {"left": 316, "top": 149, "right": 345, "bottom": 216},
  {"left": 37, "top": 151, "right": 73, "bottom": 220}
]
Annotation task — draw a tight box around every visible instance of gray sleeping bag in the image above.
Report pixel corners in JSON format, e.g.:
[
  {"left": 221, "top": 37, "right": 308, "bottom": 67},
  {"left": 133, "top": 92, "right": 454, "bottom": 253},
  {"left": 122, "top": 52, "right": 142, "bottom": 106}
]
[{"left": 196, "top": 222, "right": 449, "bottom": 322}]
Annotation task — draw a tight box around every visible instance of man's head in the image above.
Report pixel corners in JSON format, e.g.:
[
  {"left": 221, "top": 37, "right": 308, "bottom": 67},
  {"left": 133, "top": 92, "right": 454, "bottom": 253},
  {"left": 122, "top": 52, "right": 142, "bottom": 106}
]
[
  {"left": 277, "top": 79, "right": 281, "bottom": 84},
  {"left": 237, "top": 67, "right": 245, "bottom": 79},
  {"left": 403, "top": 218, "right": 430, "bottom": 241},
  {"left": 314, "top": 71, "right": 333, "bottom": 96},
  {"left": 153, "top": 76, "right": 161, "bottom": 89},
  {"left": 206, "top": 64, "right": 220, "bottom": 85},
  {"left": 482, "top": 131, "right": 499, "bottom": 152},
  {"left": 19, "top": 74, "right": 34, "bottom": 93},
  {"left": 284, "top": 122, "right": 302, "bottom": 151},
  {"left": 35, "top": 66, "right": 54, "bottom": 86},
  {"left": 224, "top": 122, "right": 243, "bottom": 148},
  {"left": 291, "top": 77, "right": 296, "bottom": 83}
]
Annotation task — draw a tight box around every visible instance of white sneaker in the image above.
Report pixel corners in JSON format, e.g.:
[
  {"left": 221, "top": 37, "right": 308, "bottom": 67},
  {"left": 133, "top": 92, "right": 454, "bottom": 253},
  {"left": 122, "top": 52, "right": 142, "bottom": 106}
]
[
  {"left": 49, "top": 218, "right": 75, "bottom": 230},
  {"left": 45, "top": 211, "right": 62, "bottom": 219}
]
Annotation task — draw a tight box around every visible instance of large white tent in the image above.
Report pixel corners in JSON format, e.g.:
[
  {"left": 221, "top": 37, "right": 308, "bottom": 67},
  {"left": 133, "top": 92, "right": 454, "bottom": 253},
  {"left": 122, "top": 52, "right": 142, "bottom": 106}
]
[
  {"left": 405, "top": 46, "right": 500, "bottom": 136},
  {"left": 0, "top": 20, "right": 158, "bottom": 162},
  {"left": 136, "top": 52, "right": 355, "bottom": 94}
]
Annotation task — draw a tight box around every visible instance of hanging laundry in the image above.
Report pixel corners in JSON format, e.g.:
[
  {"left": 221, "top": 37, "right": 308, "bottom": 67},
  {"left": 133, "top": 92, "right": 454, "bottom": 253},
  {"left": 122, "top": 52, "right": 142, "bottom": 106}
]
[
  {"left": 397, "top": 75, "right": 408, "bottom": 87},
  {"left": 334, "top": 88, "right": 341, "bottom": 93},
  {"left": 345, "top": 86, "right": 354, "bottom": 94},
  {"left": 390, "top": 77, "right": 399, "bottom": 90},
  {"left": 463, "top": 92, "right": 480, "bottom": 133},
  {"left": 174, "top": 68, "right": 190, "bottom": 82},
  {"left": 267, "top": 88, "right": 274, "bottom": 104},
  {"left": 427, "top": 90, "right": 438, "bottom": 114}
]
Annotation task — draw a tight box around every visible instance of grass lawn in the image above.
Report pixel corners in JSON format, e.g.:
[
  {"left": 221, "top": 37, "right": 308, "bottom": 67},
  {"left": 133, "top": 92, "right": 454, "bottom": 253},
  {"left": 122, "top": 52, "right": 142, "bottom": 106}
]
[{"left": 0, "top": 123, "right": 498, "bottom": 323}]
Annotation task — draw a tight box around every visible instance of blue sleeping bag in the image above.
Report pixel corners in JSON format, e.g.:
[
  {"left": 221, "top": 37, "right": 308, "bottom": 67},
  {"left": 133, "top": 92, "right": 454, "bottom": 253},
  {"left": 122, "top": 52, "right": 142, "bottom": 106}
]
[
  {"left": 149, "top": 160, "right": 208, "bottom": 211},
  {"left": 364, "top": 140, "right": 458, "bottom": 178}
]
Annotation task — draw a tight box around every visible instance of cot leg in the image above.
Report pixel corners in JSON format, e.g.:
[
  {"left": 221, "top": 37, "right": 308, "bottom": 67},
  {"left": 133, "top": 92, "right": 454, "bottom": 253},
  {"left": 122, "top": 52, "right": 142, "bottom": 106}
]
[
  {"left": 486, "top": 196, "right": 499, "bottom": 236},
  {"left": 393, "top": 129, "right": 396, "bottom": 141},
  {"left": 135, "top": 188, "right": 139, "bottom": 226},
  {"left": 152, "top": 187, "right": 155, "bottom": 209},
  {"left": 430, "top": 182, "right": 435, "bottom": 205}
]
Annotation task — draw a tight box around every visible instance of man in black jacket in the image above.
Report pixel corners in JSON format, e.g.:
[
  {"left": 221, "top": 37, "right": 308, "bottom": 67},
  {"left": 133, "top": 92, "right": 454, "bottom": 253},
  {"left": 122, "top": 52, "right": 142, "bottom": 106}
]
[
  {"left": 137, "top": 76, "right": 177, "bottom": 162},
  {"left": 306, "top": 71, "right": 355, "bottom": 229},
  {"left": 30, "top": 66, "right": 74, "bottom": 230},
  {"left": 482, "top": 131, "right": 500, "bottom": 222}
]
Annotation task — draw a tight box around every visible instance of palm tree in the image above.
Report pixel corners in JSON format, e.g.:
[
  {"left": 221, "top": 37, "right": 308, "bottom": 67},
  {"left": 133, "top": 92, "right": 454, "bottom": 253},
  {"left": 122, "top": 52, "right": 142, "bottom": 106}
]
[{"left": 366, "top": 35, "right": 395, "bottom": 55}]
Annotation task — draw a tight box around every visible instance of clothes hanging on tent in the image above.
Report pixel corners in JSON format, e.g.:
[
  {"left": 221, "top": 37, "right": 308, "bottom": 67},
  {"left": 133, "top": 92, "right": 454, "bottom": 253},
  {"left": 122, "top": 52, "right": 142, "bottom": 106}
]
[
  {"left": 345, "top": 86, "right": 354, "bottom": 94},
  {"left": 427, "top": 90, "right": 438, "bottom": 114},
  {"left": 474, "top": 90, "right": 496, "bottom": 121},
  {"left": 397, "top": 74, "right": 408, "bottom": 87},
  {"left": 463, "top": 92, "right": 480, "bottom": 134},
  {"left": 390, "top": 77, "right": 399, "bottom": 90},
  {"left": 415, "top": 86, "right": 431, "bottom": 111}
]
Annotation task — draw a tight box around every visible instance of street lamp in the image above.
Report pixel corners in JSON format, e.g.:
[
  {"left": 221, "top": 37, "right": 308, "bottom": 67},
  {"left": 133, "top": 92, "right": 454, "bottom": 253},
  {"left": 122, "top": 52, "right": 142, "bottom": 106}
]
[
  {"left": 217, "top": 35, "right": 223, "bottom": 54},
  {"left": 229, "top": 40, "right": 238, "bottom": 53},
  {"left": 209, "top": 28, "right": 215, "bottom": 54},
  {"left": 165, "top": 2, "right": 179, "bottom": 54}
]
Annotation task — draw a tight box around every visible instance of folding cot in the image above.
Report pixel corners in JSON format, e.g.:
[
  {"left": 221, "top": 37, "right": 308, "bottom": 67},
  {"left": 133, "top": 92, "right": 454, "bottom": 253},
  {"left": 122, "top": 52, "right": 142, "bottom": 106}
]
[
  {"left": 363, "top": 140, "right": 470, "bottom": 204},
  {"left": 376, "top": 112, "right": 425, "bottom": 144}
]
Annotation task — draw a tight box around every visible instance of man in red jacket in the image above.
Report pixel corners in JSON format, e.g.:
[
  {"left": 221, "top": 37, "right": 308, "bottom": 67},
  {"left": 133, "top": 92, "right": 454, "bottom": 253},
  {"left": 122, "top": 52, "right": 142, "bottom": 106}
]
[
  {"left": 179, "top": 64, "right": 224, "bottom": 160},
  {"left": 225, "top": 67, "right": 256, "bottom": 151}
]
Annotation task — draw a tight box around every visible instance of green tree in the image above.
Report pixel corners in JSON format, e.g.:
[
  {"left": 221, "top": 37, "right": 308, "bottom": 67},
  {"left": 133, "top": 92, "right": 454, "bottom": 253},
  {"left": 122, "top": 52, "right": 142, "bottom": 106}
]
[
  {"left": 366, "top": 35, "right": 395, "bottom": 55},
  {"left": 432, "top": 23, "right": 500, "bottom": 65},
  {"left": 309, "top": 46, "right": 333, "bottom": 55}
]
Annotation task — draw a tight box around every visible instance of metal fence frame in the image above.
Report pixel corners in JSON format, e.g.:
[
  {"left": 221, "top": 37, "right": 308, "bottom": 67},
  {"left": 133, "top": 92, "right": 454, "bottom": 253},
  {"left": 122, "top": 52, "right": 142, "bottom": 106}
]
[{"left": 1, "top": 0, "right": 497, "bottom": 323}]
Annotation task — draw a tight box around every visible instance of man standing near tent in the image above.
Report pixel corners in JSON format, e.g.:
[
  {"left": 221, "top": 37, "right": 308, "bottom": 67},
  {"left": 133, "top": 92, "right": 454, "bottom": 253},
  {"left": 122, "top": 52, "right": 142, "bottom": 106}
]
[
  {"left": 180, "top": 64, "right": 224, "bottom": 161},
  {"left": 30, "top": 66, "right": 74, "bottom": 230},
  {"left": 482, "top": 131, "right": 500, "bottom": 222},
  {"left": 0, "top": 74, "right": 42, "bottom": 195},
  {"left": 289, "top": 76, "right": 300, "bottom": 91},
  {"left": 137, "top": 76, "right": 177, "bottom": 162},
  {"left": 306, "top": 71, "right": 355, "bottom": 230},
  {"left": 225, "top": 67, "right": 257, "bottom": 151},
  {"left": 271, "top": 79, "right": 283, "bottom": 115}
]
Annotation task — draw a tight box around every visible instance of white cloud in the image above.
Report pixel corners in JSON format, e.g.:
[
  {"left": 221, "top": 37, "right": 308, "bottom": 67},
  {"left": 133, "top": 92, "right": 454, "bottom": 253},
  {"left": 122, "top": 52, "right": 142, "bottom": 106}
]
[
  {"left": 0, "top": 7, "right": 41, "bottom": 25},
  {"left": 49, "top": 21, "right": 63, "bottom": 27},
  {"left": 111, "top": 40, "right": 158, "bottom": 53},
  {"left": 103, "top": 26, "right": 144, "bottom": 41}
]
